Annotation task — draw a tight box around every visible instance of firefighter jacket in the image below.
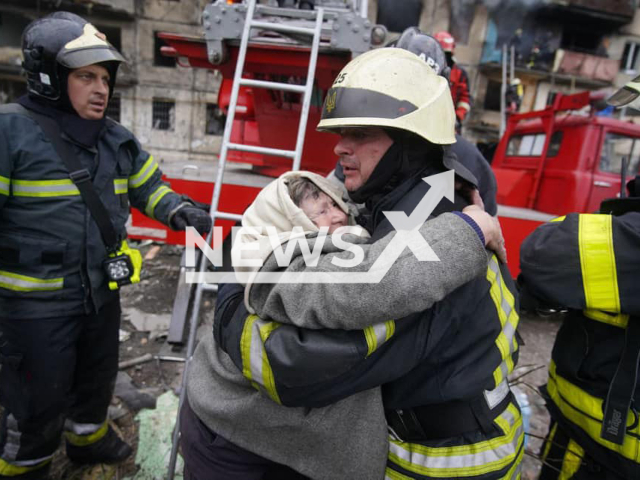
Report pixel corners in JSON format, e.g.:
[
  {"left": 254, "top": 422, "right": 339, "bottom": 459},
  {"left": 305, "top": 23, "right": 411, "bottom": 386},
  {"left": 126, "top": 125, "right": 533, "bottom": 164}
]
[
  {"left": 0, "top": 104, "right": 183, "bottom": 319},
  {"left": 216, "top": 173, "right": 524, "bottom": 479},
  {"left": 450, "top": 63, "right": 471, "bottom": 123},
  {"left": 520, "top": 213, "right": 640, "bottom": 478},
  {"left": 187, "top": 212, "right": 491, "bottom": 480}
]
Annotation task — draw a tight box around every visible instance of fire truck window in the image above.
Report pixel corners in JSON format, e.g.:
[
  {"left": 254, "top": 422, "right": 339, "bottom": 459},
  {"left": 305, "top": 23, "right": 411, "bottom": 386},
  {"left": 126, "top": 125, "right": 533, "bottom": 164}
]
[
  {"left": 599, "top": 134, "right": 640, "bottom": 176},
  {"left": 152, "top": 99, "right": 175, "bottom": 131},
  {"left": 506, "top": 132, "right": 563, "bottom": 157}
]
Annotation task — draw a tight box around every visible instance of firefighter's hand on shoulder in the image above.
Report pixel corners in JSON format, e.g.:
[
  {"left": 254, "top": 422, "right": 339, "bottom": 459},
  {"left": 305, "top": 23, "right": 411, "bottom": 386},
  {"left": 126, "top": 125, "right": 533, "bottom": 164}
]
[
  {"left": 462, "top": 205, "right": 507, "bottom": 264},
  {"left": 170, "top": 202, "right": 212, "bottom": 235}
]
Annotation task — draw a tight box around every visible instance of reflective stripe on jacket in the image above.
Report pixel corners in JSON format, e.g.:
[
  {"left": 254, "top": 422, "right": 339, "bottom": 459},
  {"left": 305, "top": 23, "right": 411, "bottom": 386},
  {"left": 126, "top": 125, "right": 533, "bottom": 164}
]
[
  {"left": 0, "top": 104, "right": 182, "bottom": 318},
  {"left": 520, "top": 212, "right": 640, "bottom": 478}
]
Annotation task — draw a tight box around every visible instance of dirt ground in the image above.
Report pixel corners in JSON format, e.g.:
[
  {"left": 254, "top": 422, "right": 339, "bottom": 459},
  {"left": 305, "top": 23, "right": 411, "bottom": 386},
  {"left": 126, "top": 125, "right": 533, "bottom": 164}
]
[{"left": 46, "top": 241, "right": 562, "bottom": 480}]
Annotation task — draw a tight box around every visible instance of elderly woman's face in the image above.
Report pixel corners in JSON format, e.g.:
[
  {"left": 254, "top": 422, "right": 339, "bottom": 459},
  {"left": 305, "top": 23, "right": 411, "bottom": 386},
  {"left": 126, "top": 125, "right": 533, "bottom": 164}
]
[{"left": 299, "top": 192, "right": 348, "bottom": 233}]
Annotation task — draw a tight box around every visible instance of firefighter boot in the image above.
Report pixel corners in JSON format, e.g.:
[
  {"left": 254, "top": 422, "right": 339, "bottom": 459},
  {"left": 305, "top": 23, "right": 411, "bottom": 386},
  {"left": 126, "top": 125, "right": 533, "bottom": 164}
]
[{"left": 66, "top": 427, "right": 132, "bottom": 465}]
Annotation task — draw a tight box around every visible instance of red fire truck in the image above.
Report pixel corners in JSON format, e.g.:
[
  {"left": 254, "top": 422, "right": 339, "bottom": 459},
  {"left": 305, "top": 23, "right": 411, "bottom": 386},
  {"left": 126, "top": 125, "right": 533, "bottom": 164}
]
[{"left": 130, "top": 1, "right": 640, "bottom": 279}]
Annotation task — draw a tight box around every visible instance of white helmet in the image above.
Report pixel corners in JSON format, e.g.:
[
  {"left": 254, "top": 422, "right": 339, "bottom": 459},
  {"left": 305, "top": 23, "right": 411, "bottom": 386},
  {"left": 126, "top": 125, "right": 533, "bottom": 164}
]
[{"left": 317, "top": 48, "right": 456, "bottom": 145}]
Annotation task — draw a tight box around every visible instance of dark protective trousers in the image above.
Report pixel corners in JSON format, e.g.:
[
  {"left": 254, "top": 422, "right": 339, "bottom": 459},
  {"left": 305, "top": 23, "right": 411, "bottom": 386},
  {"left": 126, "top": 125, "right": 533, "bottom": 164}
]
[
  {"left": 540, "top": 421, "right": 629, "bottom": 480},
  {"left": 180, "top": 396, "right": 309, "bottom": 480},
  {"left": 0, "top": 300, "right": 120, "bottom": 466}
]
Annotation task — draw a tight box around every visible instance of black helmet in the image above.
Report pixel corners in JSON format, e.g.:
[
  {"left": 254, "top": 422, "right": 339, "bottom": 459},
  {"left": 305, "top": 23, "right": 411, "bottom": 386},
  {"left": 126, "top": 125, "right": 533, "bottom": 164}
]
[
  {"left": 394, "top": 27, "right": 451, "bottom": 80},
  {"left": 22, "top": 11, "right": 124, "bottom": 101}
]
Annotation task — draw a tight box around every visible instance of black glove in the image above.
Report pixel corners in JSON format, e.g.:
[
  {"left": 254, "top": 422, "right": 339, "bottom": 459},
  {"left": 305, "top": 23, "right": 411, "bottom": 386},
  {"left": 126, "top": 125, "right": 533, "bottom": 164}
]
[{"left": 171, "top": 206, "right": 212, "bottom": 235}]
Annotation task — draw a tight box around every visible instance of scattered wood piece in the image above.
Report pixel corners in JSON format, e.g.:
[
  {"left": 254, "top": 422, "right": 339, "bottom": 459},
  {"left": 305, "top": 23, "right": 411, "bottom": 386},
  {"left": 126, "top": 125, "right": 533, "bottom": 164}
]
[
  {"left": 144, "top": 245, "right": 161, "bottom": 260},
  {"left": 118, "top": 353, "right": 153, "bottom": 370}
]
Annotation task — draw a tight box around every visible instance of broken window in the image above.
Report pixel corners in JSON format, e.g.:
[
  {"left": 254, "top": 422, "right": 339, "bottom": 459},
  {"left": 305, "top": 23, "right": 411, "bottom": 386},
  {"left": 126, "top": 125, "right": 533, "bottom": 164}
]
[
  {"left": 483, "top": 80, "right": 502, "bottom": 112},
  {"left": 96, "top": 25, "right": 121, "bottom": 52},
  {"left": 154, "top": 32, "right": 176, "bottom": 68},
  {"left": 205, "top": 104, "right": 226, "bottom": 135},
  {"left": 621, "top": 42, "right": 640, "bottom": 75},
  {"left": 106, "top": 94, "right": 121, "bottom": 123},
  {"left": 152, "top": 99, "right": 175, "bottom": 131}
]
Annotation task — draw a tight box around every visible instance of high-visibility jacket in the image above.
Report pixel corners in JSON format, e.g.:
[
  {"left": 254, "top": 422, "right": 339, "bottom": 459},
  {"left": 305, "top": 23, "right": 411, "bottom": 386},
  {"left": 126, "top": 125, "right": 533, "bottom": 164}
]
[
  {"left": 217, "top": 174, "right": 524, "bottom": 479},
  {"left": 520, "top": 213, "right": 640, "bottom": 479},
  {"left": 450, "top": 64, "right": 471, "bottom": 123},
  {"left": 0, "top": 104, "right": 183, "bottom": 318}
]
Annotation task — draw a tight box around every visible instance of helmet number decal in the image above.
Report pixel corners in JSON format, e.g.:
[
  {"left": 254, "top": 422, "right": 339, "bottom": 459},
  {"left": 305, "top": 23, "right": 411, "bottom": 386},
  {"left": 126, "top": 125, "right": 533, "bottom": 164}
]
[
  {"left": 419, "top": 54, "right": 440, "bottom": 75},
  {"left": 333, "top": 73, "right": 347, "bottom": 85}
]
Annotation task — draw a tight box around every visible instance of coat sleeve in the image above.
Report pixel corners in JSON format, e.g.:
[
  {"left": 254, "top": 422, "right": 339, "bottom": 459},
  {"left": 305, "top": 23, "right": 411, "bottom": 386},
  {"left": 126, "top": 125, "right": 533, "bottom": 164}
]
[
  {"left": 0, "top": 119, "right": 10, "bottom": 210},
  {"left": 214, "top": 283, "right": 429, "bottom": 407},
  {"left": 125, "top": 139, "right": 184, "bottom": 226},
  {"left": 248, "top": 212, "right": 488, "bottom": 329},
  {"left": 454, "top": 66, "right": 472, "bottom": 122},
  {"left": 519, "top": 212, "right": 640, "bottom": 316}
]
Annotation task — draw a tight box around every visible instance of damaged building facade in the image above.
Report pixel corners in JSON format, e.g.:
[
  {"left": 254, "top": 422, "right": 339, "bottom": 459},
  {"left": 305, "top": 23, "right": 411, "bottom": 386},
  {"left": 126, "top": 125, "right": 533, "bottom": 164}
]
[
  {"left": 0, "top": 0, "right": 224, "bottom": 175},
  {"left": 1, "top": 0, "right": 639, "bottom": 166}
]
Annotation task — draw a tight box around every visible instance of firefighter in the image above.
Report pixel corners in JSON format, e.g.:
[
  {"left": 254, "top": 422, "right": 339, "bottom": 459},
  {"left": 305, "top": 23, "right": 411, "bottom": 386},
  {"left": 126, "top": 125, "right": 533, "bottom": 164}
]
[
  {"left": 434, "top": 31, "right": 472, "bottom": 132},
  {"left": 518, "top": 82, "right": 640, "bottom": 480},
  {"left": 0, "top": 12, "right": 211, "bottom": 479},
  {"left": 394, "top": 26, "right": 498, "bottom": 215},
  {"left": 506, "top": 78, "right": 523, "bottom": 115},
  {"left": 189, "top": 48, "right": 523, "bottom": 479}
]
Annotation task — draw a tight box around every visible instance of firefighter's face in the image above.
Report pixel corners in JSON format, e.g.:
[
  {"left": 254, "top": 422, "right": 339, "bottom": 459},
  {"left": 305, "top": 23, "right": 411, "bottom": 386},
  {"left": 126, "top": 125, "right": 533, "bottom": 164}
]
[
  {"left": 334, "top": 127, "right": 393, "bottom": 192},
  {"left": 67, "top": 64, "right": 110, "bottom": 120}
]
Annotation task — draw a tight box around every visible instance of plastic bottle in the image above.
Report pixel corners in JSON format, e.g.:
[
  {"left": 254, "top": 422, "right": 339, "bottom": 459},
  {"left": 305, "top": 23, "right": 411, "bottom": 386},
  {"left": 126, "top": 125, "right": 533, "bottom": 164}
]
[{"left": 512, "top": 386, "right": 531, "bottom": 447}]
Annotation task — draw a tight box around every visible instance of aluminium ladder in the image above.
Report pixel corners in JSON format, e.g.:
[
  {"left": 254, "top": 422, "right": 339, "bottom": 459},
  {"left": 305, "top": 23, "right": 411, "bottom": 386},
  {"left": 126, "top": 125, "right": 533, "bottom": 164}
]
[{"left": 167, "top": 1, "right": 325, "bottom": 477}]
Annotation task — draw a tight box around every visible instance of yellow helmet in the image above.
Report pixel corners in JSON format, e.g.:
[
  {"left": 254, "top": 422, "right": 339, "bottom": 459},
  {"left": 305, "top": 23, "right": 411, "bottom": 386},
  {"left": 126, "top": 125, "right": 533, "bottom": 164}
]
[
  {"left": 607, "top": 74, "right": 640, "bottom": 107},
  {"left": 317, "top": 48, "right": 456, "bottom": 145}
]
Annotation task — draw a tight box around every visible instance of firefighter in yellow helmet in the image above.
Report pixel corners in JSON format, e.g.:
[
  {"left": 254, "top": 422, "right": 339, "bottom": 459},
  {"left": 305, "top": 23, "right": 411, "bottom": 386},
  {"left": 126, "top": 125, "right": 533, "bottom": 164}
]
[
  {"left": 183, "top": 47, "right": 523, "bottom": 479},
  {"left": 0, "top": 12, "right": 211, "bottom": 479},
  {"left": 518, "top": 85, "right": 640, "bottom": 480}
]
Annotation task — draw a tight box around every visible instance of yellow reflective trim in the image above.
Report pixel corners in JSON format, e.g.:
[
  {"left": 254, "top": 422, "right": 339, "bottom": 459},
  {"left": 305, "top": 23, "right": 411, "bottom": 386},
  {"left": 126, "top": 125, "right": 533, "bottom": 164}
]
[
  {"left": 0, "top": 458, "right": 51, "bottom": 476},
  {"left": 240, "top": 315, "right": 281, "bottom": 404},
  {"left": 486, "top": 255, "right": 519, "bottom": 388},
  {"left": 11, "top": 178, "right": 80, "bottom": 197},
  {"left": 0, "top": 270, "right": 64, "bottom": 292},
  {"left": 388, "top": 403, "right": 524, "bottom": 477},
  {"left": 129, "top": 155, "right": 158, "bottom": 189},
  {"left": 114, "top": 178, "right": 128, "bottom": 195},
  {"left": 541, "top": 422, "right": 557, "bottom": 462},
  {"left": 579, "top": 215, "right": 620, "bottom": 313},
  {"left": 384, "top": 467, "right": 414, "bottom": 480},
  {"left": 258, "top": 321, "right": 281, "bottom": 404},
  {"left": 559, "top": 439, "right": 584, "bottom": 480},
  {"left": 547, "top": 360, "right": 640, "bottom": 462},
  {"left": 145, "top": 185, "right": 172, "bottom": 218},
  {"left": 241, "top": 315, "right": 258, "bottom": 382},
  {"left": 364, "top": 320, "right": 395, "bottom": 357},
  {"left": 551, "top": 215, "right": 566, "bottom": 222},
  {"left": 583, "top": 309, "right": 629, "bottom": 328},
  {"left": 0, "top": 175, "right": 9, "bottom": 195},
  {"left": 64, "top": 420, "right": 108, "bottom": 447}
]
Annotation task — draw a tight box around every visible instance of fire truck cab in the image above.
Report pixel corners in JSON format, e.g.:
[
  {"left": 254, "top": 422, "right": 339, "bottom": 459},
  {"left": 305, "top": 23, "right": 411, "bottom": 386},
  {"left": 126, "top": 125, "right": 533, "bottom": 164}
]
[{"left": 492, "top": 91, "right": 640, "bottom": 275}]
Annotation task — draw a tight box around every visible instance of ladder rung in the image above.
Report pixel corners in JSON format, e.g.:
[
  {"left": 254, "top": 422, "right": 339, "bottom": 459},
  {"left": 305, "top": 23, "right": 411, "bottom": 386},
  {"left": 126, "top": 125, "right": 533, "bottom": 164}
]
[
  {"left": 239, "top": 78, "right": 306, "bottom": 93},
  {"left": 212, "top": 211, "right": 243, "bottom": 222},
  {"left": 228, "top": 143, "right": 296, "bottom": 158},
  {"left": 249, "top": 20, "right": 316, "bottom": 36}
]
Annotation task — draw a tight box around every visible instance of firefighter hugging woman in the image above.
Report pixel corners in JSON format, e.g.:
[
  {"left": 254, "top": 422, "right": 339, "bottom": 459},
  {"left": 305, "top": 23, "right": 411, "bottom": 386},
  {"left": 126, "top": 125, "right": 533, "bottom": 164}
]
[
  {"left": 0, "top": 12, "right": 211, "bottom": 479},
  {"left": 180, "top": 48, "right": 523, "bottom": 480}
]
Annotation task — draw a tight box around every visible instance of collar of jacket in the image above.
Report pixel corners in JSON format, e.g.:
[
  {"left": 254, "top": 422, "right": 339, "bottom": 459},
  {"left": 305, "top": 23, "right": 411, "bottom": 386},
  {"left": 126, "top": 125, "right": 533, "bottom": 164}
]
[{"left": 18, "top": 94, "right": 106, "bottom": 147}]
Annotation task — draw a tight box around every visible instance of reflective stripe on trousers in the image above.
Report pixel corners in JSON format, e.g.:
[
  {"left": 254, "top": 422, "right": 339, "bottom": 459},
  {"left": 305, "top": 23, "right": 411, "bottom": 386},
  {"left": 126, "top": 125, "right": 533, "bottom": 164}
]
[{"left": 385, "top": 402, "right": 524, "bottom": 479}]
